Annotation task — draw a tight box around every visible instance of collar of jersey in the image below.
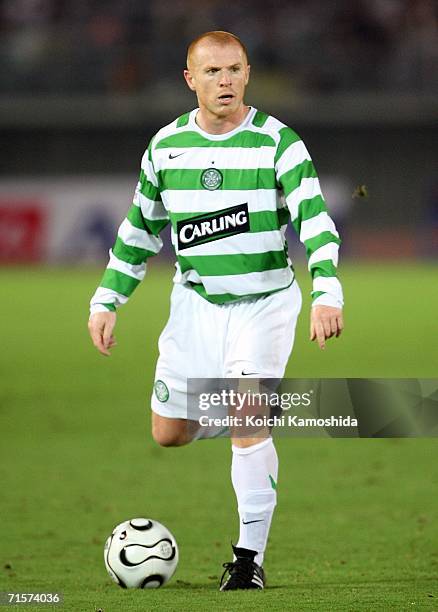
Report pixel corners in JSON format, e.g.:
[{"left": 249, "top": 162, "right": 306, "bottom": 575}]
[{"left": 188, "top": 106, "right": 257, "bottom": 140}]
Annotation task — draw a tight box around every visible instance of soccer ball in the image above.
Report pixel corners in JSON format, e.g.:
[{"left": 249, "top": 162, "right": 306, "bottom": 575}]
[{"left": 104, "top": 518, "right": 179, "bottom": 588}]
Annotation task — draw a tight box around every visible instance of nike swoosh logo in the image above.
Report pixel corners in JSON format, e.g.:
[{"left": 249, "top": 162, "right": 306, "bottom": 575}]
[
  {"left": 241, "top": 371, "right": 259, "bottom": 376},
  {"left": 168, "top": 152, "right": 186, "bottom": 159},
  {"left": 242, "top": 519, "right": 264, "bottom": 525}
]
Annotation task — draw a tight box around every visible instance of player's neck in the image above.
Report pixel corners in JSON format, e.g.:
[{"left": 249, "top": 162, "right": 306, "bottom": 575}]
[{"left": 195, "top": 105, "right": 250, "bottom": 135}]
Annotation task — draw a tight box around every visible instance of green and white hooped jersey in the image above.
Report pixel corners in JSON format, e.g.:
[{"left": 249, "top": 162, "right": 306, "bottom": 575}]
[{"left": 90, "top": 107, "right": 343, "bottom": 312}]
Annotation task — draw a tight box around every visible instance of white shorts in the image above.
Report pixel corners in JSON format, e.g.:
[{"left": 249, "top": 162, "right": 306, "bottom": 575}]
[{"left": 151, "top": 281, "right": 302, "bottom": 419}]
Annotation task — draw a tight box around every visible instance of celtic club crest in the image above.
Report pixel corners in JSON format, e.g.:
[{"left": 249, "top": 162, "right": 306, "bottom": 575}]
[
  {"left": 201, "top": 168, "right": 223, "bottom": 191},
  {"left": 154, "top": 380, "right": 169, "bottom": 402}
]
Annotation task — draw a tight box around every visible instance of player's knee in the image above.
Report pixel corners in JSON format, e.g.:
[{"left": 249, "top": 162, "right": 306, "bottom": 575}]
[
  {"left": 151, "top": 418, "right": 189, "bottom": 447},
  {"left": 153, "top": 431, "right": 186, "bottom": 447},
  {"left": 151, "top": 425, "right": 177, "bottom": 447}
]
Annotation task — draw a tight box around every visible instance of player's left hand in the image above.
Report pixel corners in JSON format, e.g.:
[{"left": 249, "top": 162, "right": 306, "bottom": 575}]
[{"left": 310, "top": 305, "right": 343, "bottom": 350}]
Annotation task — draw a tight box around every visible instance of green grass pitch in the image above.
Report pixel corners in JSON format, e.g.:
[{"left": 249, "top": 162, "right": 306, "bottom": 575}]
[{"left": 0, "top": 262, "right": 437, "bottom": 611}]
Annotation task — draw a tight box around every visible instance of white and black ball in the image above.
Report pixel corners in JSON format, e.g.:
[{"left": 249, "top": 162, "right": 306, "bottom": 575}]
[{"left": 104, "top": 518, "right": 179, "bottom": 588}]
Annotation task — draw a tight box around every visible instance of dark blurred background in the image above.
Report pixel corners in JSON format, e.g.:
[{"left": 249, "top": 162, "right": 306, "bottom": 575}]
[{"left": 0, "top": 0, "right": 437, "bottom": 263}]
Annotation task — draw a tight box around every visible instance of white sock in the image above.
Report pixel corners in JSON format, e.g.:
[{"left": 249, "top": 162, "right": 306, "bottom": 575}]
[{"left": 231, "top": 437, "right": 278, "bottom": 566}]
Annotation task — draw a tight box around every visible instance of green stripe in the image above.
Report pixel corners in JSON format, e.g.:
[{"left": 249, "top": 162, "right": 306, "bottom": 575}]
[
  {"left": 127, "top": 205, "right": 169, "bottom": 237},
  {"left": 246, "top": 208, "right": 289, "bottom": 232},
  {"left": 127, "top": 204, "right": 145, "bottom": 230},
  {"left": 278, "top": 207, "right": 290, "bottom": 226},
  {"left": 299, "top": 195, "right": 327, "bottom": 222},
  {"left": 178, "top": 250, "right": 288, "bottom": 276},
  {"left": 280, "top": 160, "right": 317, "bottom": 198},
  {"left": 274, "top": 127, "right": 301, "bottom": 164},
  {"left": 169, "top": 209, "right": 289, "bottom": 233},
  {"left": 97, "top": 302, "right": 116, "bottom": 312},
  {"left": 303, "top": 232, "right": 341, "bottom": 259},
  {"left": 176, "top": 112, "right": 190, "bottom": 127},
  {"left": 113, "top": 237, "right": 155, "bottom": 265},
  {"left": 139, "top": 170, "right": 160, "bottom": 200},
  {"left": 311, "top": 291, "right": 326, "bottom": 300},
  {"left": 188, "top": 278, "right": 295, "bottom": 304},
  {"left": 189, "top": 277, "right": 294, "bottom": 304},
  {"left": 155, "top": 130, "right": 275, "bottom": 150},
  {"left": 248, "top": 210, "right": 282, "bottom": 233},
  {"left": 100, "top": 268, "right": 141, "bottom": 297},
  {"left": 252, "top": 110, "right": 269, "bottom": 127},
  {"left": 145, "top": 218, "right": 169, "bottom": 236},
  {"left": 309, "top": 259, "right": 338, "bottom": 279},
  {"left": 158, "top": 168, "right": 276, "bottom": 191}
]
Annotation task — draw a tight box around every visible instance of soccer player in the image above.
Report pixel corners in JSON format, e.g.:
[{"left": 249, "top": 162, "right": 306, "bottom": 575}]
[{"left": 88, "top": 31, "right": 344, "bottom": 590}]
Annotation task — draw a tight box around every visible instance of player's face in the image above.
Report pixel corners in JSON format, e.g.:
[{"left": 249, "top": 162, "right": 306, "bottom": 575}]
[{"left": 184, "top": 42, "right": 250, "bottom": 122}]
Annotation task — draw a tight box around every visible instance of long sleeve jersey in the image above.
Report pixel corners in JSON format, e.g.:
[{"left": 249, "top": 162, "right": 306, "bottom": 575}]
[{"left": 90, "top": 107, "right": 343, "bottom": 313}]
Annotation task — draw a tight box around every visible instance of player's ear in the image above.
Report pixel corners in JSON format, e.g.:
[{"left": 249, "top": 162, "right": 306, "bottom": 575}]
[
  {"left": 183, "top": 69, "right": 196, "bottom": 91},
  {"left": 245, "top": 64, "right": 251, "bottom": 85}
]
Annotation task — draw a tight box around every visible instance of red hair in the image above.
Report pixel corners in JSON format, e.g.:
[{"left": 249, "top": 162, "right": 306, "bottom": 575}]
[{"left": 187, "top": 31, "right": 249, "bottom": 68}]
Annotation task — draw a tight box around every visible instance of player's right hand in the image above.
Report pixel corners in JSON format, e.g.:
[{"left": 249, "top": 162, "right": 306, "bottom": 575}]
[{"left": 88, "top": 311, "right": 117, "bottom": 356}]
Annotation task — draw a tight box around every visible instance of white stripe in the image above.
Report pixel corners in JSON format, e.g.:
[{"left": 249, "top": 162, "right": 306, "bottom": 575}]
[
  {"left": 156, "top": 146, "right": 275, "bottom": 170},
  {"left": 300, "top": 212, "right": 339, "bottom": 243},
  {"left": 152, "top": 116, "right": 186, "bottom": 144},
  {"left": 135, "top": 193, "right": 168, "bottom": 221},
  {"left": 172, "top": 229, "right": 285, "bottom": 256},
  {"left": 161, "top": 190, "right": 278, "bottom": 214},
  {"left": 286, "top": 178, "right": 323, "bottom": 221},
  {"left": 90, "top": 286, "right": 129, "bottom": 308},
  {"left": 275, "top": 140, "right": 310, "bottom": 181},
  {"left": 312, "top": 293, "right": 343, "bottom": 308},
  {"left": 186, "top": 106, "right": 258, "bottom": 138},
  {"left": 118, "top": 218, "right": 163, "bottom": 253},
  {"left": 264, "top": 114, "right": 287, "bottom": 133},
  {"left": 313, "top": 276, "right": 344, "bottom": 303},
  {"left": 141, "top": 152, "right": 159, "bottom": 188},
  {"left": 251, "top": 576, "right": 264, "bottom": 588},
  {"left": 173, "top": 266, "right": 202, "bottom": 285},
  {"left": 89, "top": 303, "right": 112, "bottom": 315},
  {"left": 186, "top": 267, "right": 294, "bottom": 296},
  {"left": 308, "top": 242, "right": 339, "bottom": 269},
  {"left": 108, "top": 250, "right": 146, "bottom": 281}
]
